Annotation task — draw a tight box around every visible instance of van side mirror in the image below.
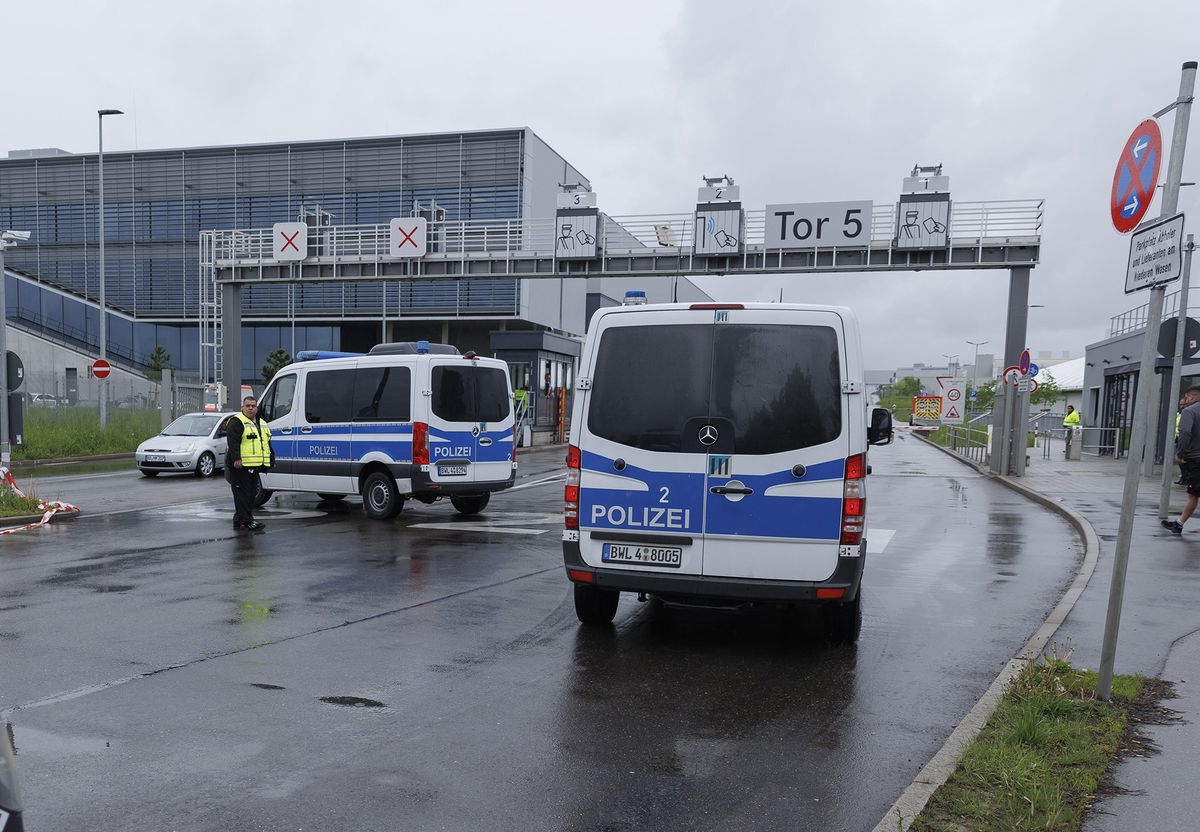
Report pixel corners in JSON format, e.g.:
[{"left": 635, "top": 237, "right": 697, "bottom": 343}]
[{"left": 867, "top": 407, "right": 894, "bottom": 446}]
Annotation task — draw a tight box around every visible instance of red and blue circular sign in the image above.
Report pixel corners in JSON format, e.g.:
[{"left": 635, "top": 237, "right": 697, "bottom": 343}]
[
  {"left": 1111, "top": 119, "right": 1163, "bottom": 234},
  {"left": 1019, "top": 349, "right": 1031, "bottom": 375}
]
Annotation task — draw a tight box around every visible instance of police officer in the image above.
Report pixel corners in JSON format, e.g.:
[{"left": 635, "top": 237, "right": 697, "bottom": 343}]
[
  {"left": 1062, "top": 405, "right": 1081, "bottom": 456},
  {"left": 226, "top": 396, "right": 273, "bottom": 532}
]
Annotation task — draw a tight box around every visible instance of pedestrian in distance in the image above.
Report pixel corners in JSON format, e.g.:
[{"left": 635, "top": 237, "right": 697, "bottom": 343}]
[
  {"left": 1176, "top": 395, "right": 1187, "bottom": 485},
  {"left": 1062, "top": 405, "right": 1081, "bottom": 457},
  {"left": 226, "top": 396, "right": 274, "bottom": 532},
  {"left": 1162, "top": 386, "right": 1200, "bottom": 535}
]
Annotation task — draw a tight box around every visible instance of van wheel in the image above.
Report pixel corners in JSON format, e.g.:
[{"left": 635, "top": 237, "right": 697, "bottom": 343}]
[
  {"left": 195, "top": 452, "right": 216, "bottom": 478},
  {"left": 316, "top": 493, "right": 346, "bottom": 502},
  {"left": 574, "top": 585, "right": 619, "bottom": 626},
  {"left": 254, "top": 483, "right": 273, "bottom": 508},
  {"left": 450, "top": 493, "right": 490, "bottom": 515},
  {"left": 822, "top": 592, "right": 862, "bottom": 645},
  {"left": 362, "top": 471, "right": 404, "bottom": 520}
]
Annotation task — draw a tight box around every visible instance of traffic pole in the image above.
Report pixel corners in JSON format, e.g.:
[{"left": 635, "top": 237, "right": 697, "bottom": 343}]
[{"left": 1098, "top": 61, "right": 1196, "bottom": 701}]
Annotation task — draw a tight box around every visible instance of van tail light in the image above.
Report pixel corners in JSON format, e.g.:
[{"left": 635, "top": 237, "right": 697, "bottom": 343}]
[
  {"left": 841, "top": 452, "right": 867, "bottom": 545},
  {"left": 413, "top": 422, "right": 429, "bottom": 465},
  {"left": 565, "top": 444, "right": 581, "bottom": 530}
]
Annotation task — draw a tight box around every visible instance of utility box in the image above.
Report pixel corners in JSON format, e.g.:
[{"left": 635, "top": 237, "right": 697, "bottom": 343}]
[{"left": 1067, "top": 428, "right": 1083, "bottom": 461}]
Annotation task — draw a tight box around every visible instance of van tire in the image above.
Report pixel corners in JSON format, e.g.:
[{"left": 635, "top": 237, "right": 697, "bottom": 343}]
[
  {"left": 574, "top": 585, "right": 619, "bottom": 626},
  {"left": 254, "top": 483, "right": 273, "bottom": 508},
  {"left": 362, "top": 471, "right": 403, "bottom": 520},
  {"left": 822, "top": 593, "right": 862, "bottom": 644},
  {"left": 450, "top": 493, "right": 490, "bottom": 515}
]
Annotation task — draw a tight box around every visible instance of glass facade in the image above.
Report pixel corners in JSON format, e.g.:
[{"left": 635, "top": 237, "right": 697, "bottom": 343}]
[{"left": 0, "top": 130, "right": 560, "bottom": 375}]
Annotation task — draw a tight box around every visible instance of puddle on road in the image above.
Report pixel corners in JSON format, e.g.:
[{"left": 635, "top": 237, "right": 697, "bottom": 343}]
[
  {"left": 319, "top": 695, "right": 386, "bottom": 708},
  {"left": 248, "top": 683, "right": 285, "bottom": 691}
]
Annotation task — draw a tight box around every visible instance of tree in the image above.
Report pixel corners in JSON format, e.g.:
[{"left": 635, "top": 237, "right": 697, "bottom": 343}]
[
  {"left": 145, "top": 345, "right": 172, "bottom": 380},
  {"left": 972, "top": 380, "right": 997, "bottom": 410},
  {"left": 876, "top": 376, "right": 923, "bottom": 415},
  {"left": 1031, "top": 372, "right": 1063, "bottom": 407},
  {"left": 262, "top": 348, "right": 292, "bottom": 384}
]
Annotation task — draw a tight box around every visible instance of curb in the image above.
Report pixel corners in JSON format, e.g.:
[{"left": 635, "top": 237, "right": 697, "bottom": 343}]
[
  {"left": 871, "top": 431, "right": 1100, "bottom": 832},
  {"left": 0, "top": 508, "right": 82, "bottom": 527},
  {"left": 11, "top": 453, "right": 133, "bottom": 469}
]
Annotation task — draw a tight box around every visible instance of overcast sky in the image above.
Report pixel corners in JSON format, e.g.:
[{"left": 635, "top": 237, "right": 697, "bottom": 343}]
[{"left": 5, "top": 0, "right": 1200, "bottom": 372}]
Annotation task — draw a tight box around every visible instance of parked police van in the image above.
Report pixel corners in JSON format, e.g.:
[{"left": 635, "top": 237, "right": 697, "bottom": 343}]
[
  {"left": 255, "top": 341, "right": 517, "bottom": 519},
  {"left": 563, "top": 301, "right": 893, "bottom": 641}
]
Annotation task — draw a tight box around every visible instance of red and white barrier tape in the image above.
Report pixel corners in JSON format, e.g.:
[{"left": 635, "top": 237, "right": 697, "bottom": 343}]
[{"left": 0, "top": 466, "right": 79, "bottom": 535}]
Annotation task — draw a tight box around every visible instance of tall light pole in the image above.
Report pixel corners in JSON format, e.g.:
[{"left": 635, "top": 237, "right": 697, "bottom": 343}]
[
  {"left": 941, "top": 353, "right": 959, "bottom": 376},
  {"left": 0, "top": 230, "right": 32, "bottom": 469},
  {"left": 967, "top": 339, "right": 989, "bottom": 396},
  {"left": 97, "top": 108, "right": 123, "bottom": 428}
]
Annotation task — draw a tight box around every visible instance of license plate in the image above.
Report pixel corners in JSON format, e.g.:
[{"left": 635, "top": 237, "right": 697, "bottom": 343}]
[
  {"left": 438, "top": 465, "right": 468, "bottom": 476},
  {"left": 147, "top": 455, "right": 166, "bottom": 462},
  {"left": 601, "top": 543, "right": 683, "bottom": 567}
]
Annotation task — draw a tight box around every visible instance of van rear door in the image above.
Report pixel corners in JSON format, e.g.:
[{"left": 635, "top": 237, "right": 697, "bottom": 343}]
[
  {"left": 427, "top": 358, "right": 514, "bottom": 486},
  {"left": 699, "top": 308, "right": 848, "bottom": 582},
  {"left": 575, "top": 308, "right": 712, "bottom": 576}
]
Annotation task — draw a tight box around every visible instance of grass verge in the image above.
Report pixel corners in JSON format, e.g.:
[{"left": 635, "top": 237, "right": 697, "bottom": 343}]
[
  {"left": 13, "top": 407, "right": 161, "bottom": 460},
  {"left": 0, "top": 488, "right": 45, "bottom": 518},
  {"left": 909, "top": 655, "right": 1169, "bottom": 831}
]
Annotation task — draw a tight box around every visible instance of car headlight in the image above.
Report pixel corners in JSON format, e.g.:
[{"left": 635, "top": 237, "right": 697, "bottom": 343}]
[{"left": 178, "top": 443, "right": 196, "bottom": 453}]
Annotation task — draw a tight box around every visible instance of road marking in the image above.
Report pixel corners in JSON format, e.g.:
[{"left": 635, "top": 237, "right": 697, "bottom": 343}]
[
  {"left": 509, "top": 473, "right": 565, "bottom": 492},
  {"left": 867, "top": 529, "right": 896, "bottom": 554},
  {"left": 409, "top": 510, "right": 562, "bottom": 536}
]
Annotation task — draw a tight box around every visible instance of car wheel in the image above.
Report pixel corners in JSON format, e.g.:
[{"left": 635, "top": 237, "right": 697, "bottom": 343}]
[
  {"left": 141, "top": 470, "right": 159, "bottom": 478},
  {"left": 362, "top": 471, "right": 403, "bottom": 520},
  {"left": 316, "top": 493, "right": 346, "bottom": 502},
  {"left": 822, "top": 591, "right": 862, "bottom": 645},
  {"left": 254, "top": 482, "right": 274, "bottom": 508},
  {"left": 195, "top": 452, "right": 216, "bottom": 478},
  {"left": 450, "top": 493, "right": 490, "bottom": 515},
  {"left": 573, "top": 584, "right": 619, "bottom": 626}
]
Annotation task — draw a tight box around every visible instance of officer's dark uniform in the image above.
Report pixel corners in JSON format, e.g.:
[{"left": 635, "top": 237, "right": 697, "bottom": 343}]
[{"left": 226, "top": 406, "right": 274, "bottom": 531}]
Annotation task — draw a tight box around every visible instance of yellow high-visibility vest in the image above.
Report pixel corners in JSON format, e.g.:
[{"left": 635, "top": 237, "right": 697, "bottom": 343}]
[{"left": 234, "top": 412, "right": 272, "bottom": 467}]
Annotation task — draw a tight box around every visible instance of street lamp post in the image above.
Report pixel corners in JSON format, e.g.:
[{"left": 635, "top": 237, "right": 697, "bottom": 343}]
[
  {"left": 941, "top": 353, "right": 960, "bottom": 376},
  {"left": 97, "top": 108, "right": 123, "bottom": 428},
  {"left": 967, "top": 339, "right": 989, "bottom": 397},
  {"left": 0, "top": 230, "right": 32, "bottom": 469}
]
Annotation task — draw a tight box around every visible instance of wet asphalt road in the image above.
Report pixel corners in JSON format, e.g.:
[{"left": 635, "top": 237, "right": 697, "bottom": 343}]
[{"left": 1, "top": 434, "right": 1081, "bottom": 831}]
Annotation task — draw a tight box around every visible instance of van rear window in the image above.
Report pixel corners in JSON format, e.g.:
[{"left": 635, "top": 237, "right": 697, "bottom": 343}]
[
  {"left": 431, "top": 365, "right": 511, "bottom": 423},
  {"left": 587, "top": 323, "right": 842, "bottom": 453}
]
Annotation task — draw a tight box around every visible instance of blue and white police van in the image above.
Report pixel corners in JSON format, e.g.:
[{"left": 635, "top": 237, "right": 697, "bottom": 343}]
[
  {"left": 255, "top": 342, "right": 517, "bottom": 519},
  {"left": 562, "top": 301, "right": 893, "bottom": 641}
]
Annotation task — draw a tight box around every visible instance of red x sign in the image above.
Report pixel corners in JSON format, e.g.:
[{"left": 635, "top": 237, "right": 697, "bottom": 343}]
[
  {"left": 388, "top": 217, "right": 427, "bottom": 258},
  {"left": 273, "top": 222, "right": 308, "bottom": 260},
  {"left": 395, "top": 225, "right": 419, "bottom": 250}
]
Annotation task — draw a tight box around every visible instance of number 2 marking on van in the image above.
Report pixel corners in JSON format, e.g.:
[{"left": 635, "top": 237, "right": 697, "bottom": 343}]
[{"left": 659, "top": 487, "right": 670, "bottom": 504}]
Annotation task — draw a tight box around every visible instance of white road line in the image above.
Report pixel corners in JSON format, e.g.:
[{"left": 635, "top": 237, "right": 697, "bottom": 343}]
[
  {"left": 867, "top": 529, "right": 896, "bottom": 554},
  {"left": 509, "top": 472, "right": 566, "bottom": 492}
]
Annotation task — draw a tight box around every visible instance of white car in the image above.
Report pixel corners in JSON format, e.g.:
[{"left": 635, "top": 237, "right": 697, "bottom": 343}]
[{"left": 136, "top": 411, "right": 235, "bottom": 478}]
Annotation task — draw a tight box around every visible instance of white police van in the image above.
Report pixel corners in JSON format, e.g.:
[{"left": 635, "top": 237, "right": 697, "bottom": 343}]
[
  {"left": 563, "top": 301, "right": 893, "bottom": 641},
  {"left": 255, "top": 341, "right": 517, "bottom": 519}
]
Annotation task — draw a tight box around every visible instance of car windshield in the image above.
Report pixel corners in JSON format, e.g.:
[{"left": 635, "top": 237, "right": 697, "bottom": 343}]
[{"left": 162, "top": 414, "right": 223, "bottom": 436}]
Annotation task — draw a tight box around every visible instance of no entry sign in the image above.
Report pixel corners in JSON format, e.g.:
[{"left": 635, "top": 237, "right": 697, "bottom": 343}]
[
  {"left": 92, "top": 359, "right": 111, "bottom": 379},
  {"left": 1111, "top": 119, "right": 1163, "bottom": 234}
]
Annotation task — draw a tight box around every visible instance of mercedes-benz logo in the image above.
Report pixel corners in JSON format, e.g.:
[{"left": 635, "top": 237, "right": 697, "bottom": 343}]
[{"left": 698, "top": 425, "right": 719, "bottom": 446}]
